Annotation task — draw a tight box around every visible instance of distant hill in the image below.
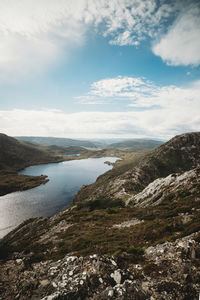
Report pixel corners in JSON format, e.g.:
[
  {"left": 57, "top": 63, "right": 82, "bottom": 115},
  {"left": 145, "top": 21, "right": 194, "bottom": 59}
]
[
  {"left": 16, "top": 136, "right": 97, "bottom": 148},
  {"left": 44, "top": 145, "right": 88, "bottom": 155},
  {"left": 107, "top": 139, "right": 163, "bottom": 149},
  {"left": 0, "top": 133, "right": 61, "bottom": 172},
  {"left": 0, "top": 133, "right": 63, "bottom": 196}
]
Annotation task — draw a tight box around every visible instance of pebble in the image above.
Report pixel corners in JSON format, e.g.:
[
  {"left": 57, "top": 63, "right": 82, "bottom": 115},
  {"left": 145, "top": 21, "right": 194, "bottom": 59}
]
[
  {"left": 111, "top": 259, "right": 117, "bottom": 266},
  {"left": 108, "top": 289, "right": 114, "bottom": 297},
  {"left": 111, "top": 270, "right": 121, "bottom": 284},
  {"left": 99, "top": 277, "right": 103, "bottom": 284},
  {"left": 16, "top": 259, "right": 22, "bottom": 265},
  {"left": 40, "top": 280, "right": 50, "bottom": 287},
  {"left": 52, "top": 282, "right": 57, "bottom": 288}
]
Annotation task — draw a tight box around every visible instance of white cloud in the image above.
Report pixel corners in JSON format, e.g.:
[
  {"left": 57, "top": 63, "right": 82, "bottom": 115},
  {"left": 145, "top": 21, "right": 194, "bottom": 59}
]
[
  {"left": 109, "top": 31, "right": 140, "bottom": 46},
  {"left": 1, "top": 75, "right": 200, "bottom": 140},
  {"left": 90, "top": 76, "right": 146, "bottom": 97},
  {"left": 0, "top": 0, "right": 86, "bottom": 81},
  {"left": 74, "top": 76, "right": 200, "bottom": 137},
  {"left": 80, "top": 76, "right": 200, "bottom": 112},
  {"left": 77, "top": 76, "right": 158, "bottom": 103},
  {"left": 0, "top": 0, "right": 88, "bottom": 80},
  {"left": 0, "top": 34, "right": 60, "bottom": 81},
  {"left": 153, "top": 4, "right": 200, "bottom": 66},
  {"left": 0, "top": 0, "right": 190, "bottom": 79}
]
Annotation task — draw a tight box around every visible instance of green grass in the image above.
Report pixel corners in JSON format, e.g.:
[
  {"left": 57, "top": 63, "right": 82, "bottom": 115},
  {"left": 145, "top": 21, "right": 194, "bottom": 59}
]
[{"left": 1, "top": 186, "right": 199, "bottom": 264}]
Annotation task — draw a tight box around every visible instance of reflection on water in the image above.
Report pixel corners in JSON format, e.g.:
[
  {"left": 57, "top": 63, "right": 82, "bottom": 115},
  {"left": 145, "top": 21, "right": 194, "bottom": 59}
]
[
  {"left": 63, "top": 154, "right": 80, "bottom": 156},
  {"left": 0, "top": 157, "right": 118, "bottom": 238}
]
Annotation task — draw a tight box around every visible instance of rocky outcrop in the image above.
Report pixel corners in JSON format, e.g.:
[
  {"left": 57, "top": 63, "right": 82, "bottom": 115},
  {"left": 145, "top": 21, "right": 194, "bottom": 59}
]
[
  {"left": 0, "top": 232, "right": 199, "bottom": 299},
  {"left": 127, "top": 167, "right": 200, "bottom": 207},
  {"left": 74, "top": 132, "right": 200, "bottom": 203}
]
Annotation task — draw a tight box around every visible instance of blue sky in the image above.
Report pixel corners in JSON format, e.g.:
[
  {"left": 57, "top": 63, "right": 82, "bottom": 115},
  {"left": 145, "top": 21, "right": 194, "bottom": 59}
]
[{"left": 0, "top": 0, "right": 200, "bottom": 139}]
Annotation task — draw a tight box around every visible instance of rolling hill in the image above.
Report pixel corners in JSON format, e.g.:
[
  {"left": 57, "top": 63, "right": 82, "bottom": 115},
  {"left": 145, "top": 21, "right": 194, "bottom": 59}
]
[
  {"left": 107, "top": 138, "right": 163, "bottom": 149},
  {"left": 0, "top": 133, "right": 62, "bottom": 195},
  {"left": 16, "top": 136, "right": 97, "bottom": 148},
  {"left": 0, "top": 133, "right": 61, "bottom": 172}
]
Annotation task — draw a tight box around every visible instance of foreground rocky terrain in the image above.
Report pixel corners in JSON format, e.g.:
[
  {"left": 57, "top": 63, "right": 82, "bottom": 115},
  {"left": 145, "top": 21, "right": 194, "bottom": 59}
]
[
  {"left": 1, "top": 232, "right": 200, "bottom": 299},
  {"left": 0, "top": 132, "right": 200, "bottom": 299}
]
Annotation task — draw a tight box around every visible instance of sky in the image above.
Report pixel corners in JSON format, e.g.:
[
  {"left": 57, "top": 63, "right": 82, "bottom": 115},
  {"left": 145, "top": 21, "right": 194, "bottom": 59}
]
[{"left": 0, "top": 0, "right": 200, "bottom": 140}]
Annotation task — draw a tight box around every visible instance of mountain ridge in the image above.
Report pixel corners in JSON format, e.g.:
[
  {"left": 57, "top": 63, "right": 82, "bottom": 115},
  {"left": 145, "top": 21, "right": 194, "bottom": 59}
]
[
  {"left": 107, "top": 138, "right": 163, "bottom": 149},
  {"left": 74, "top": 132, "right": 200, "bottom": 203},
  {"left": 16, "top": 136, "right": 97, "bottom": 148},
  {"left": 16, "top": 135, "right": 165, "bottom": 150}
]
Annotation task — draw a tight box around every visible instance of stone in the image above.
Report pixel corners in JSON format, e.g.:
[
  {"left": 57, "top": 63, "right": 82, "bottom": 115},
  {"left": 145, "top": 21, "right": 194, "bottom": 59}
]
[
  {"left": 108, "top": 289, "right": 114, "bottom": 297},
  {"left": 40, "top": 279, "right": 50, "bottom": 286},
  {"left": 16, "top": 259, "right": 22, "bottom": 265},
  {"left": 111, "top": 270, "right": 121, "bottom": 284},
  {"left": 99, "top": 277, "right": 103, "bottom": 284}
]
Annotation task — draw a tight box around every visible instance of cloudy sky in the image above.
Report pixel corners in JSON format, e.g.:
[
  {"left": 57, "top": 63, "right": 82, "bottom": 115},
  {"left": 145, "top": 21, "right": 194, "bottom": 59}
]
[{"left": 0, "top": 0, "right": 200, "bottom": 139}]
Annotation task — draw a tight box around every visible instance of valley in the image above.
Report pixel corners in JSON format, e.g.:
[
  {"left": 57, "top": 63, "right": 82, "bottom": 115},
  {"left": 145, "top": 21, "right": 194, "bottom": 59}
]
[
  {"left": 0, "top": 132, "right": 199, "bottom": 299},
  {"left": 0, "top": 133, "right": 157, "bottom": 197}
]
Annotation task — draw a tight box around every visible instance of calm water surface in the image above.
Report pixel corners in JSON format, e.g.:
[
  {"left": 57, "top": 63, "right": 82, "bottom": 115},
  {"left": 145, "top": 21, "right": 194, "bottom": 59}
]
[{"left": 0, "top": 157, "right": 118, "bottom": 238}]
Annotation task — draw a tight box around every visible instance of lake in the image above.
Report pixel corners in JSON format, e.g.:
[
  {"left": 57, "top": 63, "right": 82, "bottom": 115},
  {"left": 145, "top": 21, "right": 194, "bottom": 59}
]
[{"left": 0, "top": 157, "right": 118, "bottom": 238}]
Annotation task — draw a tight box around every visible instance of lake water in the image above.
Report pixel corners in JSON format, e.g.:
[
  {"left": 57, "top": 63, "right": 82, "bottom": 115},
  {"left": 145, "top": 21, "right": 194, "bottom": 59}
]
[
  {"left": 0, "top": 157, "right": 118, "bottom": 238},
  {"left": 63, "top": 154, "right": 80, "bottom": 156}
]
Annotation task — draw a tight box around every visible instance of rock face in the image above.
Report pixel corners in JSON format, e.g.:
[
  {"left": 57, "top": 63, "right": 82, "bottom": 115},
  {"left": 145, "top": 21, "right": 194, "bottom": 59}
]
[
  {"left": 0, "top": 233, "right": 199, "bottom": 299},
  {"left": 0, "top": 132, "right": 200, "bottom": 299},
  {"left": 127, "top": 167, "right": 200, "bottom": 207}
]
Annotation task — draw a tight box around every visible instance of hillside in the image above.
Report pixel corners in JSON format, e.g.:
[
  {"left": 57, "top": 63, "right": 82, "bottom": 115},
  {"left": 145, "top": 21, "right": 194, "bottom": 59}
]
[
  {"left": 0, "top": 133, "right": 62, "bottom": 195},
  {"left": 16, "top": 136, "right": 97, "bottom": 148},
  {"left": 0, "top": 132, "right": 200, "bottom": 299},
  {"left": 0, "top": 134, "right": 63, "bottom": 172},
  {"left": 107, "top": 138, "right": 163, "bottom": 149},
  {"left": 75, "top": 132, "right": 200, "bottom": 203},
  {"left": 44, "top": 145, "right": 87, "bottom": 155},
  {"left": 16, "top": 136, "right": 164, "bottom": 150}
]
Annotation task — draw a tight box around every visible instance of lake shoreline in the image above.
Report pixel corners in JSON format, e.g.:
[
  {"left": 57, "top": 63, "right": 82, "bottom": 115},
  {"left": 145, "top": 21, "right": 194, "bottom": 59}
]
[
  {"left": 0, "top": 174, "right": 49, "bottom": 197},
  {"left": 0, "top": 150, "right": 124, "bottom": 197},
  {"left": 0, "top": 157, "right": 119, "bottom": 238}
]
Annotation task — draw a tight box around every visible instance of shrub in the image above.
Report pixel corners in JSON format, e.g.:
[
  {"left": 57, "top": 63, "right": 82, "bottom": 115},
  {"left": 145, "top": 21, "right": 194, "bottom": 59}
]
[
  {"left": 127, "top": 246, "right": 144, "bottom": 255},
  {"left": 78, "top": 198, "right": 125, "bottom": 211}
]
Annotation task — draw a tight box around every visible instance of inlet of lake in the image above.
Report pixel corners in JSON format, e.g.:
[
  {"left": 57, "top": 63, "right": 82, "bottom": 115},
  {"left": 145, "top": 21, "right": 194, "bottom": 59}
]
[{"left": 0, "top": 157, "right": 119, "bottom": 238}]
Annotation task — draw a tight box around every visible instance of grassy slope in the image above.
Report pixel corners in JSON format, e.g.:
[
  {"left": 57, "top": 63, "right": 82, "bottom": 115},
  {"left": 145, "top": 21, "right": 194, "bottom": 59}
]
[
  {"left": 0, "top": 134, "right": 63, "bottom": 171},
  {"left": 0, "top": 167, "right": 199, "bottom": 263},
  {"left": 0, "top": 134, "right": 62, "bottom": 196}
]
